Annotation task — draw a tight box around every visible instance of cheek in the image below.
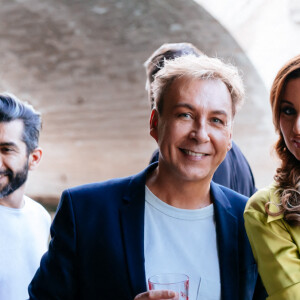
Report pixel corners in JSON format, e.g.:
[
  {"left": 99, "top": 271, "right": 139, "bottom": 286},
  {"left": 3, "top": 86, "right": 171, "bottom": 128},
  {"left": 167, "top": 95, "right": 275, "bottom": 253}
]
[
  {"left": 160, "top": 121, "right": 187, "bottom": 139},
  {"left": 279, "top": 118, "right": 290, "bottom": 140},
  {"left": 213, "top": 130, "right": 232, "bottom": 150}
]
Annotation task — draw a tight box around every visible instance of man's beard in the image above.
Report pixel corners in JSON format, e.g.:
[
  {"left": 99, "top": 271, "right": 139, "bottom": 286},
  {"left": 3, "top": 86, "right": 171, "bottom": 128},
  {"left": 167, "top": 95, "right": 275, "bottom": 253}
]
[{"left": 0, "top": 161, "right": 29, "bottom": 198}]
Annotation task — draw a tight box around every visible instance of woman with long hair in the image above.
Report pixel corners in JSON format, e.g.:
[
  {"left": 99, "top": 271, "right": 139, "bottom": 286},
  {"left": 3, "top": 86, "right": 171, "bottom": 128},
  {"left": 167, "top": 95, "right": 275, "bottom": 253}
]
[{"left": 244, "top": 55, "right": 300, "bottom": 299}]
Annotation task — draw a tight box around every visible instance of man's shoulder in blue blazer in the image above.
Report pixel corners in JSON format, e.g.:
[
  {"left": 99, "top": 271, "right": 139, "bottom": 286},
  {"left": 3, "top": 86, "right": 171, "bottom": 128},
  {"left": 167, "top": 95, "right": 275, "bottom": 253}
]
[{"left": 29, "top": 163, "right": 266, "bottom": 300}]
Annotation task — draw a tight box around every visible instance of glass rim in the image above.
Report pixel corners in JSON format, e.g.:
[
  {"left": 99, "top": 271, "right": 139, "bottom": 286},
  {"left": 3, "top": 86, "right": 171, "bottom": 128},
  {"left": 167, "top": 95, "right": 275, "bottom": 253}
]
[{"left": 148, "top": 273, "right": 189, "bottom": 285}]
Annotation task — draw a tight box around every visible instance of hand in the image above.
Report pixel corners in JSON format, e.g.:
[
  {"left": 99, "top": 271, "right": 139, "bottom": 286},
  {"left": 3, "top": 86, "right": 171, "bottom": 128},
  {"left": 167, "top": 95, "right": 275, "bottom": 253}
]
[{"left": 134, "top": 290, "right": 179, "bottom": 299}]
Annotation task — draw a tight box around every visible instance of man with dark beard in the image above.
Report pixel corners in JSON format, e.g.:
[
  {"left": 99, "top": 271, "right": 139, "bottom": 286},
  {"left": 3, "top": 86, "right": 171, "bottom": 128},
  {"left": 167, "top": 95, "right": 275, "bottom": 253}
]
[{"left": 0, "top": 93, "right": 51, "bottom": 300}]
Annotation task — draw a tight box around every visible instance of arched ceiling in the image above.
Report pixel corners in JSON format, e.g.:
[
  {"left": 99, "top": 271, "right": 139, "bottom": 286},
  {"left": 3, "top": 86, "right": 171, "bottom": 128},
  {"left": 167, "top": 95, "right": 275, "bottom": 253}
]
[{"left": 0, "top": 0, "right": 274, "bottom": 206}]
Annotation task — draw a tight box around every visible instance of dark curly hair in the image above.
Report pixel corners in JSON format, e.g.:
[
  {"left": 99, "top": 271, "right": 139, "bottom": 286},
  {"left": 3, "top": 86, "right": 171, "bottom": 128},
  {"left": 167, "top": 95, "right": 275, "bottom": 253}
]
[{"left": 266, "top": 55, "right": 300, "bottom": 225}]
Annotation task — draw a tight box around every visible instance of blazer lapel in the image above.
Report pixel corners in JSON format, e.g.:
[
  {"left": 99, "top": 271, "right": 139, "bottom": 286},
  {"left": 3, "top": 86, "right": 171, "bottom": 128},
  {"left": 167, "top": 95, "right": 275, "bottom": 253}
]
[
  {"left": 120, "top": 163, "right": 158, "bottom": 298},
  {"left": 211, "top": 182, "right": 239, "bottom": 300}
]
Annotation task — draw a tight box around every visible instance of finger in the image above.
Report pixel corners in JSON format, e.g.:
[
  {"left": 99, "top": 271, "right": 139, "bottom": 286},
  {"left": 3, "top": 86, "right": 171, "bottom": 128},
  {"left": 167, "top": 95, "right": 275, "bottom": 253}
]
[{"left": 134, "top": 290, "right": 176, "bottom": 299}]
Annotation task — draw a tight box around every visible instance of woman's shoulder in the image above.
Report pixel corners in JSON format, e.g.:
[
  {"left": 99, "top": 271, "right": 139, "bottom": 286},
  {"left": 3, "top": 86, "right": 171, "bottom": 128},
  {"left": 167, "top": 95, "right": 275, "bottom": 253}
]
[{"left": 245, "top": 182, "right": 278, "bottom": 214}]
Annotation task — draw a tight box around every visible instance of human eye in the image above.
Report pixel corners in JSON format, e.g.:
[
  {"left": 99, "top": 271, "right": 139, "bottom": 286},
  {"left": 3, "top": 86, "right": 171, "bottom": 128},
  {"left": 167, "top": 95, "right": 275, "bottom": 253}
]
[
  {"left": 281, "top": 105, "right": 296, "bottom": 116},
  {"left": 0, "top": 146, "right": 16, "bottom": 154},
  {"left": 2, "top": 147, "right": 13, "bottom": 153},
  {"left": 211, "top": 117, "right": 225, "bottom": 126},
  {"left": 178, "top": 112, "right": 192, "bottom": 119}
]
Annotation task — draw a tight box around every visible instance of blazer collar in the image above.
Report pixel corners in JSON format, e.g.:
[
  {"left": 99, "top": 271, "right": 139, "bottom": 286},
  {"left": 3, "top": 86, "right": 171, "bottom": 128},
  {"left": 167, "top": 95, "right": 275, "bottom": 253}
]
[
  {"left": 211, "top": 182, "right": 239, "bottom": 300},
  {"left": 119, "top": 163, "right": 158, "bottom": 298},
  {"left": 120, "top": 169, "right": 240, "bottom": 300}
]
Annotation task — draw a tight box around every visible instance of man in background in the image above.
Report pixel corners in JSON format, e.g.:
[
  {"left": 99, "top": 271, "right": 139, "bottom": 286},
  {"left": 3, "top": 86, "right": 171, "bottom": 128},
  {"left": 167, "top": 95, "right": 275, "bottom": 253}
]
[{"left": 0, "top": 93, "right": 50, "bottom": 300}]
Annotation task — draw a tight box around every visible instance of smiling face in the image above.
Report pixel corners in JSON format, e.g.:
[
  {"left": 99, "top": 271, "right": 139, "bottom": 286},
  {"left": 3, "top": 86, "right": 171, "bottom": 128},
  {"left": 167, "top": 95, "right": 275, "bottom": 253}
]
[
  {"left": 280, "top": 78, "right": 300, "bottom": 160},
  {"left": 0, "top": 120, "right": 30, "bottom": 198},
  {"left": 150, "top": 76, "right": 233, "bottom": 184}
]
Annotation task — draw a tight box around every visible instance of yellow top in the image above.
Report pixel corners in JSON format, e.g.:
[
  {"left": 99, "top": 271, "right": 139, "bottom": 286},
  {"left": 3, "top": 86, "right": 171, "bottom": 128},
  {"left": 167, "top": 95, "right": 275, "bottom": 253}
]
[{"left": 244, "top": 183, "right": 300, "bottom": 300}]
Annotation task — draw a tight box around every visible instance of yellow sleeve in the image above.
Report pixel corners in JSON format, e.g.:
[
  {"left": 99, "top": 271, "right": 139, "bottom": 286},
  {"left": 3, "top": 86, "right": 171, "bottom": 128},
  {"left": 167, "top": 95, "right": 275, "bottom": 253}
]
[
  {"left": 267, "top": 283, "right": 300, "bottom": 300},
  {"left": 244, "top": 208, "right": 300, "bottom": 299}
]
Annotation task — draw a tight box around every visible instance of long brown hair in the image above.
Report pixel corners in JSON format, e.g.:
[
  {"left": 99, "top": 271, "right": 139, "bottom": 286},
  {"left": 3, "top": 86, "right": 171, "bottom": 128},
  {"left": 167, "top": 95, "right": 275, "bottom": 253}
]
[{"left": 267, "top": 55, "right": 300, "bottom": 225}]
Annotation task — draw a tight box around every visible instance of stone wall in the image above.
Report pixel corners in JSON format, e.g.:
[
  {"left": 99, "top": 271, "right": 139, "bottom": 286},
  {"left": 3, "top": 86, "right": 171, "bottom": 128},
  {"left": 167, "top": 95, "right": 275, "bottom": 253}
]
[{"left": 0, "top": 0, "right": 273, "bottom": 208}]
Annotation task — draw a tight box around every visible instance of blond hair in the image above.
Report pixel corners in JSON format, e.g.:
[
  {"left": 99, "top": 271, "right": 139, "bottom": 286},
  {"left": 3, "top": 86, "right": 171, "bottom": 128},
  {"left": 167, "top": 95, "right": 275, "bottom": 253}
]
[
  {"left": 144, "top": 42, "right": 203, "bottom": 109},
  {"left": 151, "top": 54, "right": 244, "bottom": 116}
]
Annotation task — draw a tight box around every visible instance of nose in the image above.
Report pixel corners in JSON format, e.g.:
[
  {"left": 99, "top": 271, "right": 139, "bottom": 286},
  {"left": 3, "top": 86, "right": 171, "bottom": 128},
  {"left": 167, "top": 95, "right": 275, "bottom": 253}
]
[{"left": 189, "top": 120, "right": 210, "bottom": 143}]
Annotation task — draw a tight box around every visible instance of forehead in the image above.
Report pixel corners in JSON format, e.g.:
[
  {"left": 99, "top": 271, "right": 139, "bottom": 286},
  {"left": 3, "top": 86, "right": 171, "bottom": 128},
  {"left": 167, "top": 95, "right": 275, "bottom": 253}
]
[
  {"left": 283, "top": 78, "right": 300, "bottom": 100},
  {"left": 164, "top": 76, "right": 232, "bottom": 111},
  {"left": 0, "top": 119, "right": 24, "bottom": 142}
]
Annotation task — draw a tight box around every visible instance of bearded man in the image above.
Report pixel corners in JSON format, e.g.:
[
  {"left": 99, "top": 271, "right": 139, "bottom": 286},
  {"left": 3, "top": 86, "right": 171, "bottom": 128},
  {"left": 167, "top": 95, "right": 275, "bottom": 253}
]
[{"left": 0, "top": 93, "right": 50, "bottom": 300}]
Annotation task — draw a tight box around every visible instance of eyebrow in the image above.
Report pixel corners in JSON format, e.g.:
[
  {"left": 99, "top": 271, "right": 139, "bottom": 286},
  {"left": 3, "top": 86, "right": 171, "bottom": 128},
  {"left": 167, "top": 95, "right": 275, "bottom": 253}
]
[
  {"left": 173, "top": 103, "right": 195, "bottom": 110},
  {"left": 281, "top": 100, "right": 294, "bottom": 106},
  {"left": 0, "top": 142, "right": 18, "bottom": 148},
  {"left": 173, "top": 103, "right": 229, "bottom": 116}
]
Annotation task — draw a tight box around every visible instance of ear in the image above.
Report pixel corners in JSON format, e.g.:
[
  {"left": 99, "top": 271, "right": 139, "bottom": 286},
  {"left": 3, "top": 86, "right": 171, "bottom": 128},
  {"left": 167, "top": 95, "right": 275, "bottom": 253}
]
[
  {"left": 227, "top": 129, "right": 233, "bottom": 152},
  {"left": 28, "top": 147, "right": 43, "bottom": 171},
  {"left": 149, "top": 109, "right": 159, "bottom": 142}
]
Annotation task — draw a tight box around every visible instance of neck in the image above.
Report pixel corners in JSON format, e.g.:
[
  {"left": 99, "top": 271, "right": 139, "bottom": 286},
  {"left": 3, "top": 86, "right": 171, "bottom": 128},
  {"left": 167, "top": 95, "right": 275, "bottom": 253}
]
[
  {"left": 0, "top": 186, "right": 26, "bottom": 209},
  {"left": 146, "top": 166, "right": 212, "bottom": 209}
]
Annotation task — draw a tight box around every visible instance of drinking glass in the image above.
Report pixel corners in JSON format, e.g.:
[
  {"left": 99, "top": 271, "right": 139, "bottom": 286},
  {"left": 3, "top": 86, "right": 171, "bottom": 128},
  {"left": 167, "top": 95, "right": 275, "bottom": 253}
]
[{"left": 148, "top": 273, "right": 189, "bottom": 300}]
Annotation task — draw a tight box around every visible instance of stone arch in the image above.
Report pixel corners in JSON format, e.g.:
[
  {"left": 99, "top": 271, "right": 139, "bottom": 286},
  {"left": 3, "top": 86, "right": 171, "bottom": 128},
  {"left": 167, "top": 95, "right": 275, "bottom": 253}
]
[{"left": 0, "top": 0, "right": 272, "bottom": 207}]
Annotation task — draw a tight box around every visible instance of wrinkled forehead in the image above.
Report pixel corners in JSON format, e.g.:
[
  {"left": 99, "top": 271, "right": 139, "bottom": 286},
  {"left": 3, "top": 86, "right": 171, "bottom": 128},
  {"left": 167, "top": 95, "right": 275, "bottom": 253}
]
[{"left": 163, "top": 76, "right": 233, "bottom": 114}]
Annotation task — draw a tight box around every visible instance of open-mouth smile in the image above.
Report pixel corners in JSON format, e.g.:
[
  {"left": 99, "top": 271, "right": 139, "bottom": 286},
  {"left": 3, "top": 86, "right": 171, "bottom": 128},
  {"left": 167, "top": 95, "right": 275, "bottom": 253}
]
[{"left": 180, "top": 149, "right": 209, "bottom": 157}]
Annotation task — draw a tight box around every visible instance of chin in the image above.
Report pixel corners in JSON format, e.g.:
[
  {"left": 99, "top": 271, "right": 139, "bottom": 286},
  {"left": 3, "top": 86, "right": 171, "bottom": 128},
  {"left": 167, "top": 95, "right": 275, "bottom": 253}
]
[
  {"left": 293, "top": 152, "right": 300, "bottom": 161},
  {"left": 180, "top": 171, "right": 211, "bottom": 182},
  {"left": 288, "top": 147, "right": 300, "bottom": 161}
]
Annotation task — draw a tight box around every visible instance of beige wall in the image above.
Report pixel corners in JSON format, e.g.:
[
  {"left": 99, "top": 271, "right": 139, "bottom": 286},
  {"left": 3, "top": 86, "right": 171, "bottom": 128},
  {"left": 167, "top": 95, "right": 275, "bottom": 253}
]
[{"left": 0, "top": 0, "right": 273, "bottom": 208}]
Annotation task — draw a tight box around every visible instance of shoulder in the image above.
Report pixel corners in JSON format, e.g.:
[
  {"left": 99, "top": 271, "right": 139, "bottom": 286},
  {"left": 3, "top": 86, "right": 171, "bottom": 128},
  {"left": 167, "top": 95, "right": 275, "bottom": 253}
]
[
  {"left": 25, "top": 196, "right": 50, "bottom": 215},
  {"left": 245, "top": 183, "right": 277, "bottom": 214},
  {"left": 212, "top": 183, "right": 248, "bottom": 216},
  {"left": 217, "top": 184, "right": 248, "bottom": 206},
  {"left": 229, "top": 141, "right": 250, "bottom": 162},
  {"left": 66, "top": 175, "right": 133, "bottom": 198},
  {"left": 59, "top": 173, "right": 140, "bottom": 212},
  {"left": 218, "top": 184, "right": 248, "bottom": 201},
  {"left": 24, "top": 196, "right": 51, "bottom": 224}
]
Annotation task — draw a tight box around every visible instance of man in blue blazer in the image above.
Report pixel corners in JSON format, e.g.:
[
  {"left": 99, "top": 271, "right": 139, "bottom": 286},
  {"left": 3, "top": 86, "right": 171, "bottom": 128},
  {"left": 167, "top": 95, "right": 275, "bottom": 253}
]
[
  {"left": 29, "top": 54, "right": 266, "bottom": 299},
  {"left": 145, "top": 42, "right": 257, "bottom": 198}
]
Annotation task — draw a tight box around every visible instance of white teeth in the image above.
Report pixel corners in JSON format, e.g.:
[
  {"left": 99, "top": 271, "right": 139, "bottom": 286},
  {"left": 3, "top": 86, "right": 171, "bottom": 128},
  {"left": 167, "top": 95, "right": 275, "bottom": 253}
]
[{"left": 184, "top": 150, "right": 206, "bottom": 157}]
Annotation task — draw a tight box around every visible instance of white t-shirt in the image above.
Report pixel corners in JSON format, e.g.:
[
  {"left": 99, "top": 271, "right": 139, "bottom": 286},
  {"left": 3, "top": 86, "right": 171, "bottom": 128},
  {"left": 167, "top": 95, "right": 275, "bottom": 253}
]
[
  {"left": 0, "top": 196, "right": 51, "bottom": 300},
  {"left": 144, "top": 186, "right": 221, "bottom": 300}
]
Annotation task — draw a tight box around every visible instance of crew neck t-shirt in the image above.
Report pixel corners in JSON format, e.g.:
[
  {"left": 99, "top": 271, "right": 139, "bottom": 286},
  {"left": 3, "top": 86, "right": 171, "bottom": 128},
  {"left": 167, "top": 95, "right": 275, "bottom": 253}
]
[
  {"left": 0, "top": 196, "right": 51, "bottom": 300},
  {"left": 144, "top": 186, "right": 221, "bottom": 300}
]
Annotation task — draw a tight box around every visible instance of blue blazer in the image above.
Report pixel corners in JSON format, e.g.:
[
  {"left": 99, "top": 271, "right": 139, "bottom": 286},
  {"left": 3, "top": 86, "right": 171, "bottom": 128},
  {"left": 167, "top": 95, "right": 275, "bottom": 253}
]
[{"left": 29, "top": 164, "right": 266, "bottom": 300}]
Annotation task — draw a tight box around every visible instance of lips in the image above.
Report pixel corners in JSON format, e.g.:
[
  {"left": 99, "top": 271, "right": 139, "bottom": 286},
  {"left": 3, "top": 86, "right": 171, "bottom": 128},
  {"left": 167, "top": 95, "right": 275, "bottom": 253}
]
[
  {"left": 0, "top": 172, "right": 9, "bottom": 182},
  {"left": 180, "top": 149, "right": 208, "bottom": 157},
  {"left": 292, "top": 138, "right": 300, "bottom": 148}
]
